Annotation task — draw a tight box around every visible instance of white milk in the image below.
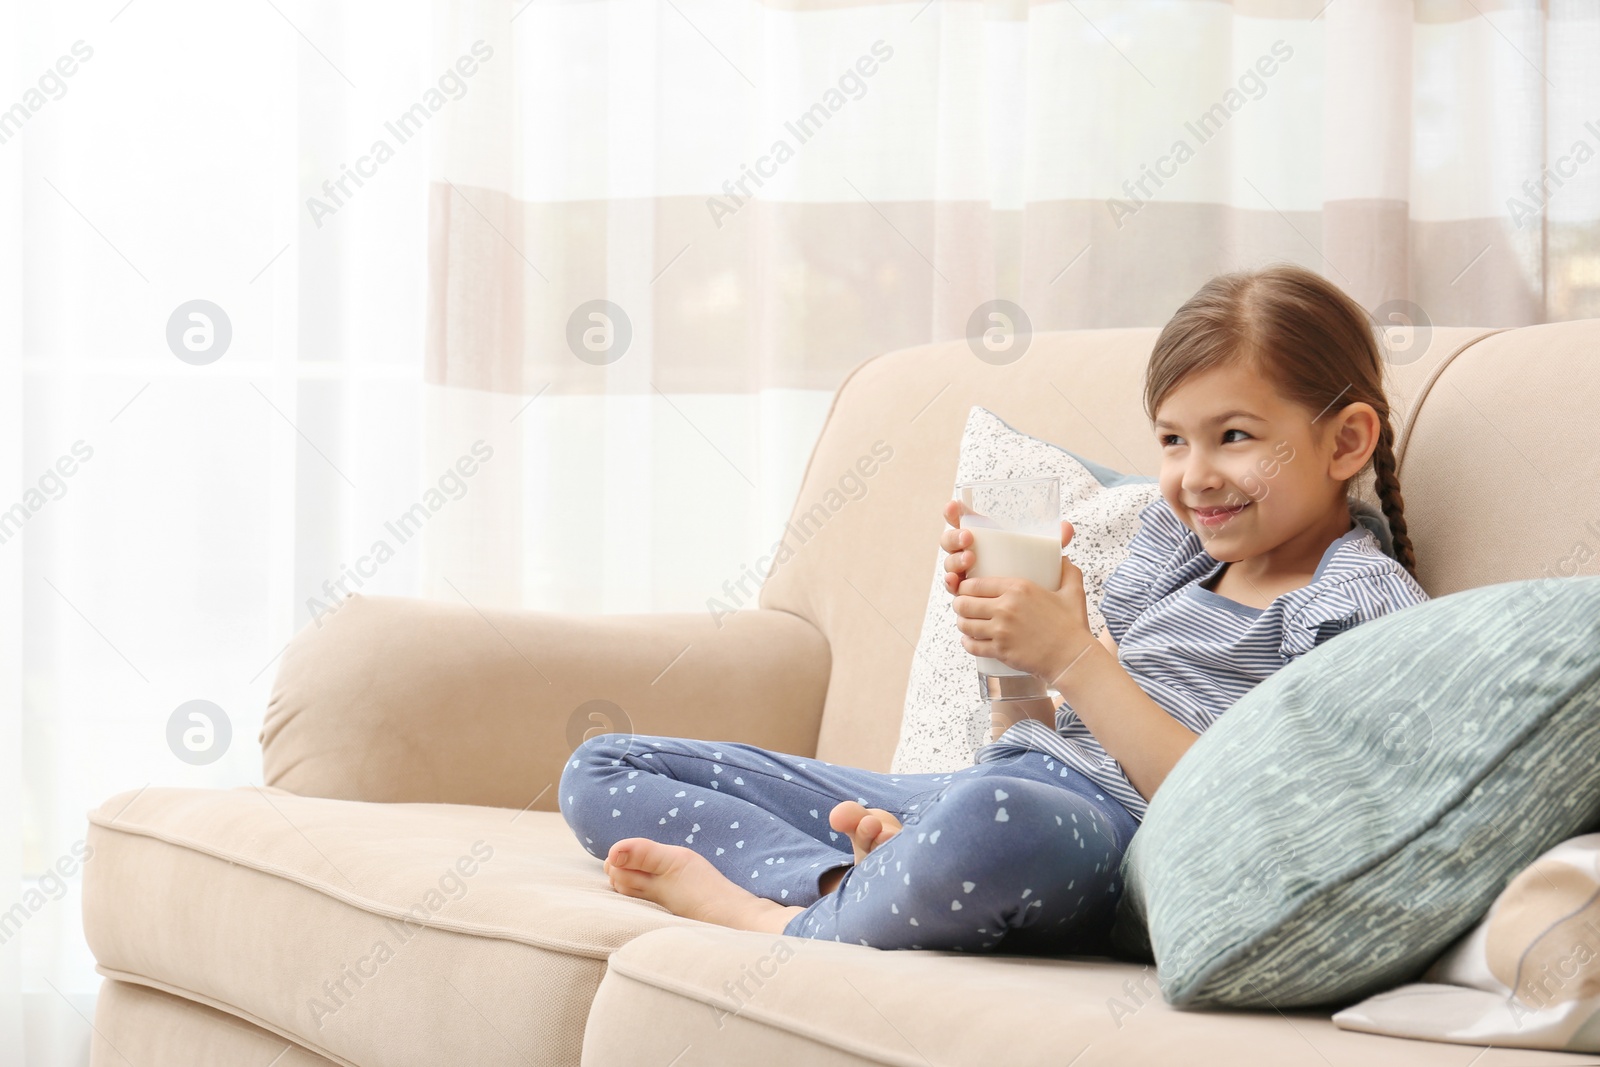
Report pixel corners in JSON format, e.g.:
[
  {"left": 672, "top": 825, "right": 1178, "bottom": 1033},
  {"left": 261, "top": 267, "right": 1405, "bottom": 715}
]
[{"left": 963, "top": 524, "right": 1061, "bottom": 676}]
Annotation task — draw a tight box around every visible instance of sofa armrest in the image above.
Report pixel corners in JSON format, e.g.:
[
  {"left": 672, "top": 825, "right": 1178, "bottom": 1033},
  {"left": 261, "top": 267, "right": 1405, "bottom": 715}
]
[{"left": 259, "top": 593, "right": 831, "bottom": 808}]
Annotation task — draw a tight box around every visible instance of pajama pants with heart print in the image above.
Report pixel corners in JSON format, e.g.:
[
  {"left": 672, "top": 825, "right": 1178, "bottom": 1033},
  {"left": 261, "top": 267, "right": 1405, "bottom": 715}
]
[{"left": 558, "top": 731, "right": 1139, "bottom": 955}]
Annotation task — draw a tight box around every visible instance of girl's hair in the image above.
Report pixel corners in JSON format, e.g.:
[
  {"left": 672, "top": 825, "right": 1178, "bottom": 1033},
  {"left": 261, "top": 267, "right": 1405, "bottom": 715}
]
[{"left": 1142, "top": 262, "right": 1418, "bottom": 578}]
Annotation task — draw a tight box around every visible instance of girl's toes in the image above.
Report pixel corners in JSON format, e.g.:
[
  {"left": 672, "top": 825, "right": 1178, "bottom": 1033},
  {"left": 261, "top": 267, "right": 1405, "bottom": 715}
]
[
  {"left": 609, "top": 872, "right": 647, "bottom": 898},
  {"left": 829, "top": 800, "right": 865, "bottom": 834},
  {"left": 855, "top": 809, "right": 900, "bottom": 856},
  {"left": 616, "top": 839, "right": 682, "bottom": 877},
  {"left": 607, "top": 839, "right": 645, "bottom": 869}
]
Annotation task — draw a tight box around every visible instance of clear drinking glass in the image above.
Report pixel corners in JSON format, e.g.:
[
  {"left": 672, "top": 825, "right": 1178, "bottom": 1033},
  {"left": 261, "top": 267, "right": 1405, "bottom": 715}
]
[{"left": 955, "top": 476, "right": 1062, "bottom": 703}]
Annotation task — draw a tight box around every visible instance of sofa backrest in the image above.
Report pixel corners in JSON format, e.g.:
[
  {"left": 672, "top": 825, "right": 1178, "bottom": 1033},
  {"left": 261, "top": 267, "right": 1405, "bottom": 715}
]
[{"left": 759, "top": 322, "right": 1600, "bottom": 772}]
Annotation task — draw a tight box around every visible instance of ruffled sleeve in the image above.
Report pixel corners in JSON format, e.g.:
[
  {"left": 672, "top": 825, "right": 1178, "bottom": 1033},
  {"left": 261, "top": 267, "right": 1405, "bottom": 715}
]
[
  {"left": 1279, "top": 557, "right": 1431, "bottom": 664},
  {"left": 1098, "top": 496, "right": 1195, "bottom": 645}
]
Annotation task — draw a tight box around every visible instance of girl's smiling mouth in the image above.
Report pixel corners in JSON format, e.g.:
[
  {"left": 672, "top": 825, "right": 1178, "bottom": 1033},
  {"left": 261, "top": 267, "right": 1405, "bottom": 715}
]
[{"left": 1193, "top": 502, "right": 1250, "bottom": 526}]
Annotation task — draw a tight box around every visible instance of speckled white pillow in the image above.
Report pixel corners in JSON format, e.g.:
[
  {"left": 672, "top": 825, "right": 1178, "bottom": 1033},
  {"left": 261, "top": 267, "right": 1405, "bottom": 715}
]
[{"left": 890, "top": 406, "right": 1164, "bottom": 774}]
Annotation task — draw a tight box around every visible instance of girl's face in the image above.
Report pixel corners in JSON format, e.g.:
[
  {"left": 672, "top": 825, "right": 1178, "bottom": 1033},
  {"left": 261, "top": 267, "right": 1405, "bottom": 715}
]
[{"left": 1152, "top": 360, "right": 1346, "bottom": 564}]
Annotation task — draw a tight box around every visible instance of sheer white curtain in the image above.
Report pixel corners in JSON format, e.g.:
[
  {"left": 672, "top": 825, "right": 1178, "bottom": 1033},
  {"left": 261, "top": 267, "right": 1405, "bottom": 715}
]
[
  {"left": 430, "top": 0, "right": 1600, "bottom": 401},
  {"left": 4, "top": 4, "right": 26, "bottom": 1046},
  {"left": 6, "top": 2, "right": 829, "bottom": 1060},
  {"left": 6, "top": 1, "right": 514, "bottom": 1061},
  {"left": 8, "top": 0, "right": 1600, "bottom": 1063}
]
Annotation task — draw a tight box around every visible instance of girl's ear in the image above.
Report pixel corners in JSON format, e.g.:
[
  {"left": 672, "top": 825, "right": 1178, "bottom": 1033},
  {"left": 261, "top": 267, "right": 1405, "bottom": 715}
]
[{"left": 1326, "top": 401, "right": 1380, "bottom": 480}]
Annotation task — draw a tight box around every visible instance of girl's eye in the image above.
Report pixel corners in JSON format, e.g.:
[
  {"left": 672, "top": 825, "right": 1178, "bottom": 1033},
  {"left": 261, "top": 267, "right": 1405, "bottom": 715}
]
[{"left": 1158, "top": 429, "right": 1250, "bottom": 447}]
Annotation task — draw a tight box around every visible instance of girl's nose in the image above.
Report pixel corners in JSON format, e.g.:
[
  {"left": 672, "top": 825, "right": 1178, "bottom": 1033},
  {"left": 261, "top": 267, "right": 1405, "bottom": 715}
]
[{"left": 1180, "top": 455, "right": 1225, "bottom": 495}]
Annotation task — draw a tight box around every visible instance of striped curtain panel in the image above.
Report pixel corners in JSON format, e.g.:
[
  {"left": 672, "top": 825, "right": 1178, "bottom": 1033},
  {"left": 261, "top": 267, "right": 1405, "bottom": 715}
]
[{"left": 425, "top": 0, "right": 1599, "bottom": 401}]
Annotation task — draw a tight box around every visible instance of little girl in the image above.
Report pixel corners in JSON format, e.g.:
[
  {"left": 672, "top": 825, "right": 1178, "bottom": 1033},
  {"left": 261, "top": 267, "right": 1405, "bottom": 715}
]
[{"left": 558, "top": 262, "right": 1430, "bottom": 956}]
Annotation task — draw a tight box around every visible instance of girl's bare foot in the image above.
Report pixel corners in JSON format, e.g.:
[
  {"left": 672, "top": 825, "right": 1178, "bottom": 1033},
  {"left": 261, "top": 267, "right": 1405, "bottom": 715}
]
[
  {"left": 829, "top": 801, "right": 903, "bottom": 864},
  {"left": 603, "top": 838, "right": 804, "bottom": 934}
]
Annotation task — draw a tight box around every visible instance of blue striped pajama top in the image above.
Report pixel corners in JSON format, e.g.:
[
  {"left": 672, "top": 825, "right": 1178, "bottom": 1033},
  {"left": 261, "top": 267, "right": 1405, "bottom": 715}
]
[{"left": 971, "top": 495, "right": 1431, "bottom": 823}]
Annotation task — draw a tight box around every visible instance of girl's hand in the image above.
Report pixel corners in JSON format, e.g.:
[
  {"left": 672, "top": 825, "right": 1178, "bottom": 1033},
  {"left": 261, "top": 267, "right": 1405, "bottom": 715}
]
[
  {"left": 953, "top": 520, "right": 1095, "bottom": 682},
  {"left": 940, "top": 499, "right": 974, "bottom": 596}
]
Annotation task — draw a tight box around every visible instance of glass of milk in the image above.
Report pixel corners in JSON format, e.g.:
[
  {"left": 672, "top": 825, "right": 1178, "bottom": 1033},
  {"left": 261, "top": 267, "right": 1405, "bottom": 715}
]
[{"left": 955, "top": 476, "right": 1061, "bottom": 704}]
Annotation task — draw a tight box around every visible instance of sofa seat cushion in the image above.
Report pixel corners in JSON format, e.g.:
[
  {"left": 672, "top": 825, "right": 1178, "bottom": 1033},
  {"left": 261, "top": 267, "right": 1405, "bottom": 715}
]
[
  {"left": 93, "top": 978, "right": 343, "bottom": 1067},
  {"left": 81, "top": 785, "right": 702, "bottom": 1067},
  {"left": 585, "top": 926, "right": 1600, "bottom": 1067}
]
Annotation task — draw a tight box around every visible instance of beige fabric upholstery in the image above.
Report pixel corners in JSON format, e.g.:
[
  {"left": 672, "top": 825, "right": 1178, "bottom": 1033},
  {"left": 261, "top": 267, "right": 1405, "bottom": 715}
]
[
  {"left": 260, "top": 596, "right": 830, "bottom": 806},
  {"left": 83, "top": 785, "right": 701, "bottom": 1067},
  {"left": 92, "top": 980, "right": 341, "bottom": 1067},
  {"left": 81, "top": 323, "right": 1600, "bottom": 1066},
  {"left": 1395, "top": 320, "right": 1600, "bottom": 595},
  {"left": 584, "top": 926, "right": 1589, "bottom": 1067}
]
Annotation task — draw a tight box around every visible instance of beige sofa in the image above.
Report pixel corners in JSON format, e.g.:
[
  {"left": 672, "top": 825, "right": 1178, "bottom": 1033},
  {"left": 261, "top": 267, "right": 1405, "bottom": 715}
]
[{"left": 81, "top": 321, "right": 1600, "bottom": 1066}]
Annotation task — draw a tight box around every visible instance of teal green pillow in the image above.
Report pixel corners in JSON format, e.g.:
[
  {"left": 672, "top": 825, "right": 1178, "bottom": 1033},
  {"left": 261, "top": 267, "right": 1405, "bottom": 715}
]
[{"left": 1108, "top": 576, "right": 1600, "bottom": 1010}]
